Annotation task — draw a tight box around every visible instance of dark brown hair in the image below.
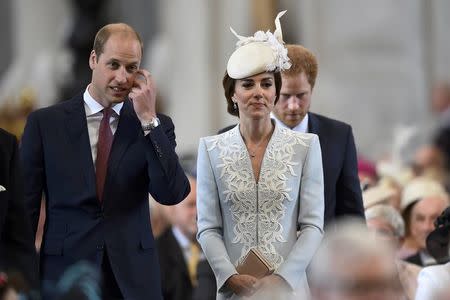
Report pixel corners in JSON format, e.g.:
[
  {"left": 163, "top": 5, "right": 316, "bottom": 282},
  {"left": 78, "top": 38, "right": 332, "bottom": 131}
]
[
  {"left": 92, "top": 23, "right": 143, "bottom": 61},
  {"left": 222, "top": 71, "right": 282, "bottom": 117}
]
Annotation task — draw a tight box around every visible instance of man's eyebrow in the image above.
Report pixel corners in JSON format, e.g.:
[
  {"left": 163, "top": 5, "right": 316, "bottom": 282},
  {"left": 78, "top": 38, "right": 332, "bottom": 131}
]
[
  {"left": 106, "top": 58, "right": 119, "bottom": 63},
  {"left": 106, "top": 58, "right": 138, "bottom": 63}
]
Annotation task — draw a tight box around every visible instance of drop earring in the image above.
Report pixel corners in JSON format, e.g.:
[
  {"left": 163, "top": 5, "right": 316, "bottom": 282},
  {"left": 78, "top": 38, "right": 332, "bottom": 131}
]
[{"left": 233, "top": 102, "right": 237, "bottom": 110}]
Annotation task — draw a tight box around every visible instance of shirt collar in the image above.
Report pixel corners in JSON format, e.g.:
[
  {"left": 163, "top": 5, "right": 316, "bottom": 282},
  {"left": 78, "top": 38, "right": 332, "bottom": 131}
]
[
  {"left": 172, "top": 226, "right": 190, "bottom": 250},
  {"left": 420, "top": 250, "right": 438, "bottom": 266},
  {"left": 271, "top": 112, "right": 309, "bottom": 133},
  {"left": 83, "top": 85, "right": 123, "bottom": 116}
]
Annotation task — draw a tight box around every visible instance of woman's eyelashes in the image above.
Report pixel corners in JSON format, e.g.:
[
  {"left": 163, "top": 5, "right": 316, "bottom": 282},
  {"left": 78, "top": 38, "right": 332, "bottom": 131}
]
[
  {"left": 240, "top": 81, "right": 273, "bottom": 89},
  {"left": 262, "top": 81, "right": 273, "bottom": 88}
]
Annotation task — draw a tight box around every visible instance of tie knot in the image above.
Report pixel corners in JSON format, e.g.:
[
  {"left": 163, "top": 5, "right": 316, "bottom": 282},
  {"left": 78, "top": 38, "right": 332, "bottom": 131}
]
[{"left": 102, "top": 107, "right": 113, "bottom": 119}]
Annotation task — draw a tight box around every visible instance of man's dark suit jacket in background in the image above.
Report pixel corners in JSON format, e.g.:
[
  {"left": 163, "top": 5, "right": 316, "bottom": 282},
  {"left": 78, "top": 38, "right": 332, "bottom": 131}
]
[
  {"left": 20, "top": 94, "right": 190, "bottom": 300},
  {"left": 0, "top": 128, "right": 38, "bottom": 289},
  {"left": 219, "top": 112, "right": 364, "bottom": 226},
  {"left": 308, "top": 112, "right": 364, "bottom": 224},
  {"left": 156, "top": 227, "right": 193, "bottom": 300},
  {"left": 192, "top": 260, "right": 216, "bottom": 300},
  {"left": 156, "top": 227, "right": 216, "bottom": 300}
]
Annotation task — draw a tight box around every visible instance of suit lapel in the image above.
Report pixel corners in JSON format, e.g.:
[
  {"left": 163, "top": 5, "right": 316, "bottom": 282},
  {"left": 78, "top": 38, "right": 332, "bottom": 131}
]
[
  {"left": 64, "top": 95, "right": 97, "bottom": 194},
  {"left": 166, "top": 229, "right": 189, "bottom": 277},
  {"left": 308, "top": 112, "right": 328, "bottom": 158},
  {"left": 308, "top": 112, "right": 320, "bottom": 135}
]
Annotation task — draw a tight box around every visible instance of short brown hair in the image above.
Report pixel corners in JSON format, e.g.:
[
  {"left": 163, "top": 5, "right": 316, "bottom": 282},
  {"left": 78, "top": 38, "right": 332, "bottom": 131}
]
[
  {"left": 223, "top": 71, "right": 282, "bottom": 117},
  {"left": 92, "top": 23, "right": 143, "bottom": 61},
  {"left": 283, "top": 44, "right": 318, "bottom": 89}
]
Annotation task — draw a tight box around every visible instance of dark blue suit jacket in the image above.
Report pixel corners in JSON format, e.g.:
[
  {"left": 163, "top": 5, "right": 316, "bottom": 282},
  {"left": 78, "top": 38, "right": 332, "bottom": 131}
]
[
  {"left": 218, "top": 112, "right": 364, "bottom": 226},
  {"left": 0, "top": 129, "right": 39, "bottom": 289},
  {"left": 20, "top": 94, "right": 190, "bottom": 300},
  {"left": 308, "top": 112, "right": 364, "bottom": 224},
  {"left": 156, "top": 227, "right": 192, "bottom": 300}
]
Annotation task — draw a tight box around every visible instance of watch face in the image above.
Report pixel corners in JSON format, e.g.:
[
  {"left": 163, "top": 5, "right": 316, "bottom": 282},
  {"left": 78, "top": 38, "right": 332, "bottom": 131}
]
[
  {"left": 142, "top": 117, "right": 160, "bottom": 131},
  {"left": 151, "top": 117, "right": 160, "bottom": 127}
]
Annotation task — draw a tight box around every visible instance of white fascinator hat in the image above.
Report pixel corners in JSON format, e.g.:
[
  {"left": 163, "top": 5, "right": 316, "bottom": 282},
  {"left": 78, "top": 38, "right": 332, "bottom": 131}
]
[{"left": 226, "top": 10, "right": 291, "bottom": 80}]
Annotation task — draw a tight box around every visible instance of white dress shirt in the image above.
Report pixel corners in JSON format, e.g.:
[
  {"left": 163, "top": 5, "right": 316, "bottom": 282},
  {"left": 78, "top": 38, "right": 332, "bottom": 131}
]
[
  {"left": 271, "top": 112, "right": 309, "bottom": 133},
  {"left": 415, "top": 262, "right": 450, "bottom": 300},
  {"left": 173, "top": 226, "right": 205, "bottom": 261},
  {"left": 83, "top": 86, "right": 123, "bottom": 165},
  {"left": 172, "top": 226, "right": 191, "bottom": 262}
]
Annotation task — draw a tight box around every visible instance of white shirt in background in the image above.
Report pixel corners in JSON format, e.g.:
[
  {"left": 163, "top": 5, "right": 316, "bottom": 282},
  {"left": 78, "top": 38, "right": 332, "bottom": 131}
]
[{"left": 271, "top": 112, "right": 309, "bottom": 133}]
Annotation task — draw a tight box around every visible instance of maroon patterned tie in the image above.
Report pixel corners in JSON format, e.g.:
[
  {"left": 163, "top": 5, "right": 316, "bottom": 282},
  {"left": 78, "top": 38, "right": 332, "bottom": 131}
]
[{"left": 96, "top": 108, "right": 113, "bottom": 202}]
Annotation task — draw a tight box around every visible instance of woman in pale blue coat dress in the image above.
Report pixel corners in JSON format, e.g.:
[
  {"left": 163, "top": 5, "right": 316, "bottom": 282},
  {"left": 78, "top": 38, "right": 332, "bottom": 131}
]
[{"left": 196, "top": 11, "right": 324, "bottom": 300}]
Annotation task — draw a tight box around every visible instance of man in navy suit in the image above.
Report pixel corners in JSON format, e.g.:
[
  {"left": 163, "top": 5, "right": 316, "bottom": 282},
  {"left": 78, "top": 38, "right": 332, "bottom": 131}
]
[
  {"left": 0, "top": 129, "right": 38, "bottom": 291},
  {"left": 20, "top": 23, "right": 190, "bottom": 299},
  {"left": 272, "top": 44, "right": 364, "bottom": 226}
]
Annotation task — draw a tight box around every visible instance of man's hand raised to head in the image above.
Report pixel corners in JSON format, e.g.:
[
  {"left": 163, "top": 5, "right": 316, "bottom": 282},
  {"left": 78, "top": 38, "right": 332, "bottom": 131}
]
[{"left": 129, "top": 69, "right": 157, "bottom": 123}]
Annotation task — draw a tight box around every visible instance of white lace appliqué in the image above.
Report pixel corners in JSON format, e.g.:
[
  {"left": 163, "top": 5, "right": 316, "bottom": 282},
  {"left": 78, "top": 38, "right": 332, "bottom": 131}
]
[{"left": 207, "top": 127, "right": 311, "bottom": 268}]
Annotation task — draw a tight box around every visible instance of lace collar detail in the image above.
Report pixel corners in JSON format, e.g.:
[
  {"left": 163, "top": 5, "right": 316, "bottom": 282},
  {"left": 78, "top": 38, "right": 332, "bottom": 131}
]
[{"left": 206, "top": 124, "right": 312, "bottom": 267}]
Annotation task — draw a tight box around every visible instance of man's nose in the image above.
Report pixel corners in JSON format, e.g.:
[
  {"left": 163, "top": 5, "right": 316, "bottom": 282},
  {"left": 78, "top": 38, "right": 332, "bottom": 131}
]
[
  {"left": 287, "top": 97, "right": 300, "bottom": 110},
  {"left": 115, "top": 68, "right": 128, "bottom": 84}
]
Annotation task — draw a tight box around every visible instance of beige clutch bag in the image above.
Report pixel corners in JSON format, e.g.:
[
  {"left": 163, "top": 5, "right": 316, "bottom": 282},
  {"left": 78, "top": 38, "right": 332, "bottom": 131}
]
[{"left": 236, "top": 248, "right": 274, "bottom": 279}]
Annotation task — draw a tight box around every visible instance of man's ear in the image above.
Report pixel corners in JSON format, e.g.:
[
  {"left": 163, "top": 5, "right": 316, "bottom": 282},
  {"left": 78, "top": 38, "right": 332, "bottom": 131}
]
[{"left": 89, "top": 50, "right": 97, "bottom": 70}]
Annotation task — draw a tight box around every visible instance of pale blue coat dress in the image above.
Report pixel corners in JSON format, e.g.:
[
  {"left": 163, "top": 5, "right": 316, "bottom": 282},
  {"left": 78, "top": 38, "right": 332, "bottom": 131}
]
[{"left": 196, "top": 123, "right": 324, "bottom": 299}]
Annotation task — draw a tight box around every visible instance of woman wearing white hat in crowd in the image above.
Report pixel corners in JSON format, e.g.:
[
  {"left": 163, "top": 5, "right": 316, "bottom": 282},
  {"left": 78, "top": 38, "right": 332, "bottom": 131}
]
[
  {"left": 196, "top": 11, "right": 324, "bottom": 300},
  {"left": 398, "top": 177, "right": 449, "bottom": 265},
  {"left": 415, "top": 207, "right": 450, "bottom": 300}
]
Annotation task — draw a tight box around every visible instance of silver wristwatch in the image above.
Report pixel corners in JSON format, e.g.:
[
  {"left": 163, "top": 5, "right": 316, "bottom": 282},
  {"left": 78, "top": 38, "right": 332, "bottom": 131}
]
[{"left": 141, "top": 117, "right": 160, "bottom": 131}]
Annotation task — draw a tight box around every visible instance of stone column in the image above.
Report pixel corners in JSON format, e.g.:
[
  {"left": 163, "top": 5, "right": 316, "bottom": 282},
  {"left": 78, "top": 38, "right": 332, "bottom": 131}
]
[
  {"left": 290, "top": 0, "right": 430, "bottom": 159},
  {"left": 0, "top": 0, "right": 72, "bottom": 107},
  {"left": 147, "top": 0, "right": 252, "bottom": 154}
]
